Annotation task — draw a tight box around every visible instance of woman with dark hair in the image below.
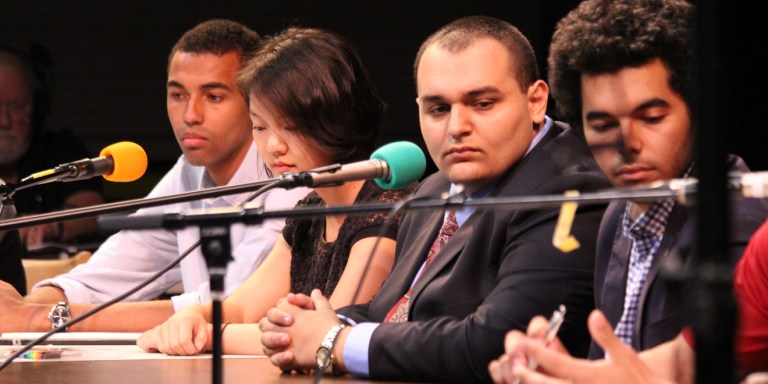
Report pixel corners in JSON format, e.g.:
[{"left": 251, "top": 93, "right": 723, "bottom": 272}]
[{"left": 138, "top": 27, "right": 415, "bottom": 355}]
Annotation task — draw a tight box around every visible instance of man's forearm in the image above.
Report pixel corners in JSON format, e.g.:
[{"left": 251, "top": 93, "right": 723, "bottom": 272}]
[
  {"left": 25, "top": 285, "right": 67, "bottom": 304},
  {"left": 68, "top": 300, "right": 176, "bottom": 332},
  {"left": 3, "top": 302, "right": 52, "bottom": 332},
  {"left": 14, "top": 299, "right": 176, "bottom": 332}
]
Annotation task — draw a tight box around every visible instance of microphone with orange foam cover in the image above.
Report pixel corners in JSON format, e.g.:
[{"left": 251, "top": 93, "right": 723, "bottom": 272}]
[
  {"left": 98, "top": 141, "right": 148, "bottom": 182},
  {"left": 42, "top": 141, "right": 148, "bottom": 183}
]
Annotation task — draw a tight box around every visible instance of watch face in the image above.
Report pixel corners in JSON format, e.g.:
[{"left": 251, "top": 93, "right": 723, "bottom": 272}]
[
  {"left": 49, "top": 304, "right": 71, "bottom": 328},
  {"left": 316, "top": 347, "right": 331, "bottom": 369},
  {"left": 51, "top": 310, "right": 66, "bottom": 324}
]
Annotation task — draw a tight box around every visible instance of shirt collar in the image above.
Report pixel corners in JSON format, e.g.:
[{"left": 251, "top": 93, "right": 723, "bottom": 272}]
[
  {"left": 200, "top": 142, "right": 269, "bottom": 207},
  {"left": 622, "top": 199, "right": 675, "bottom": 240},
  {"left": 526, "top": 115, "right": 552, "bottom": 157},
  {"left": 447, "top": 116, "right": 553, "bottom": 226}
]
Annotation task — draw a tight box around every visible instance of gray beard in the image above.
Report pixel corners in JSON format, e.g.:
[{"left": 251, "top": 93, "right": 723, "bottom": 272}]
[{"left": 0, "top": 130, "right": 30, "bottom": 165}]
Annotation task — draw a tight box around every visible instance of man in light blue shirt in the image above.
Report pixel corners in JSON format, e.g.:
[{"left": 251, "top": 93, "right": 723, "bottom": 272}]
[{"left": 0, "top": 19, "right": 307, "bottom": 333}]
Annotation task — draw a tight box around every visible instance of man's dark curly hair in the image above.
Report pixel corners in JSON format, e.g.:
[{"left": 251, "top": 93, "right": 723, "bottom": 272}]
[
  {"left": 548, "top": 0, "right": 695, "bottom": 129},
  {"left": 168, "top": 19, "right": 262, "bottom": 72}
]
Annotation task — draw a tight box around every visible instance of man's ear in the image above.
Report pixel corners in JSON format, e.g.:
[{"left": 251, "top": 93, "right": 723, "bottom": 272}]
[{"left": 527, "top": 80, "right": 549, "bottom": 125}]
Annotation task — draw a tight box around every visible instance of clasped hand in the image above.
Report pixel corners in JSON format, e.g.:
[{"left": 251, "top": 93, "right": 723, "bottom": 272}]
[{"left": 259, "top": 289, "right": 341, "bottom": 373}]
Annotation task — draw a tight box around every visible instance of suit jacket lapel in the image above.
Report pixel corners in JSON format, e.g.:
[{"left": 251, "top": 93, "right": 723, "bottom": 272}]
[
  {"left": 377, "top": 208, "right": 446, "bottom": 309},
  {"left": 633, "top": 204, "right": 687, "bottom": 343},
  {"left": 602, "top": 225, "right": 632, "bottom": 326},
  {"left": 407, "top": 125, "right": 564, "bottom": 304},
  {"left": 410, "top": 213, "right": 472, "bottom": 300}
]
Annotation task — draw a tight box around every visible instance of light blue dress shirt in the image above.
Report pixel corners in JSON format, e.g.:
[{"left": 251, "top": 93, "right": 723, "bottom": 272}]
[{"left": 35, "top": 142, "right": 309, "bottom": 310}]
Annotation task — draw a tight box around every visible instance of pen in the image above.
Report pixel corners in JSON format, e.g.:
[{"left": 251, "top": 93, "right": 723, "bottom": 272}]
[
  {"left": 20, "top": 350, "right": 63, "bottom": 360},
  {"left": 533, "top": 305, "right": 566, "bottom": 367},
  {"left": 513, "top": 305, "right": 566, "bottom": 384},
  {"left": 7, "top": 346, "right": 64, "bottom": 360}
]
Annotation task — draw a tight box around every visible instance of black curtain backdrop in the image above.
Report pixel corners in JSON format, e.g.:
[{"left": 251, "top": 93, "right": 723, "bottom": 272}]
[{"left": 2, "top": 1, "right": 764, "bottom": 201}]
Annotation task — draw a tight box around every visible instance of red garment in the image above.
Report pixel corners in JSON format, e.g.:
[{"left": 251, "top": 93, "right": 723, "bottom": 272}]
[
  {"left": 680, "top": 220, "right": 768, "bottom": 371},
  {"left": 682, "top": 327, "right": 694, "bottom": 349},
  {"left": 735, "top": 220, "right": 768, "bottom": 371}
]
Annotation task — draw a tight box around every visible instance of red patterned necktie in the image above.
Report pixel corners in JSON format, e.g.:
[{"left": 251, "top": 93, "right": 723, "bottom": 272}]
[{"left": 385, "top": 211, "right": 458, "bottom": 323}]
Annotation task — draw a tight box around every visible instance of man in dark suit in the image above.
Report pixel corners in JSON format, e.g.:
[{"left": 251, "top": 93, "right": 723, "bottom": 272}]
[
  {"left": 488, "top": 0, "right": 768, "bottom": 382},
  {"left": 549, "top": 0, "right": 767, "bottom": 358},
  {"left": 259, "top": 16, "right": 610, "bottom": 382}
]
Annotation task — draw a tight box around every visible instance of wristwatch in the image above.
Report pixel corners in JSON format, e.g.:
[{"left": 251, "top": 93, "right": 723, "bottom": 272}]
[
  {"left": 316, "top": 324, "right": 346, "bottom": 374},
  {"left": 48, "top": 301, "right": 71, "bottom": 331}
]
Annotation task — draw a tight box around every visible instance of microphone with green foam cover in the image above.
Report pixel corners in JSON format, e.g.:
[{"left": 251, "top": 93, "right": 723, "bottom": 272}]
[
  {"left": 371, "top": 141, "right": 426, "bottom": 189},
  {"left": 302, "top": 141, "right": 426, "bottom": 189}
]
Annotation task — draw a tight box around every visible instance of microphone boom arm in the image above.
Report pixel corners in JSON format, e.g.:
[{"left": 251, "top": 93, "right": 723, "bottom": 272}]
[
  {"left": 2, "top": 167, "right": 75, "bottom": 197},
  {"left": 0, "top": 156, "right": 398, "bottom": 232},
  {"left": 99, "top": 186, "right": 686, "bottom": 232},
  {"left": 0, "top": 176, "right": 296, "bottom": 232}
]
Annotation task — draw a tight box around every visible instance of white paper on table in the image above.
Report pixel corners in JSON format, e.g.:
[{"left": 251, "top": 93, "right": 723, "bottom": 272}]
[
  {"left": 0, "top": 332, "right": 141, "bottom": 346},
  {"left": 1, "top": 344, "right": 263, "bottom": 362}
]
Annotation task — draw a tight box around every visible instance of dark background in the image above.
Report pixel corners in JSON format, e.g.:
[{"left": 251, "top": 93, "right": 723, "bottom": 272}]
[{"left": 2, "top": 1, "right": 764, "bottom": 201}]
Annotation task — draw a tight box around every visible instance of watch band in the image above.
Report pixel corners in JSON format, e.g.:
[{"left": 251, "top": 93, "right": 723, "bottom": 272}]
[{"left": 317, "top": 323, "right": 346, "bottom": 374}]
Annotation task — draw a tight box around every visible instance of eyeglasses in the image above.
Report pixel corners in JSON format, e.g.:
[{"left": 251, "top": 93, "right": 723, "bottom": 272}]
[{"left": 0, "top": 99, "right": 32, "bottom": 120}]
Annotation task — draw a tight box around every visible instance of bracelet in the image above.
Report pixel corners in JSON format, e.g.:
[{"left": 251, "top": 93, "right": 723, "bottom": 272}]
[{"left": 204, "top": 323, "right": 230, "bottom": 352}]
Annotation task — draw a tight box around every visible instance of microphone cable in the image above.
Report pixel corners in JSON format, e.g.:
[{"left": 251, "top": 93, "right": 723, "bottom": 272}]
[
  {"left": 312, "top": 188, "right": 465, "bottom": 383},
  {"left": 0, "top": 178, "right": 289, "bottom": 372}
]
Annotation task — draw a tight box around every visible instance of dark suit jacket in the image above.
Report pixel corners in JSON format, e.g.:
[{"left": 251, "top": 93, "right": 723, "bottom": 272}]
[
  {"left": 590, "top": 155, "right": 768, "bottom": 358},
  {"left": 340, "top": 122, "right": 611, "bottom": 382}
]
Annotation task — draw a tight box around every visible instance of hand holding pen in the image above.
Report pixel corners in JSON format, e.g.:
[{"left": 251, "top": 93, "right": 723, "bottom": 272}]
[{"left": 511, "top": 305, "right": 566, "bottom": 384}]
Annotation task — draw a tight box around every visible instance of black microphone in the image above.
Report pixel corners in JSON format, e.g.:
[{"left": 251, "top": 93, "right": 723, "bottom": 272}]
[{"left": 40, "top": 157, "right": 114, "bottom": 183}]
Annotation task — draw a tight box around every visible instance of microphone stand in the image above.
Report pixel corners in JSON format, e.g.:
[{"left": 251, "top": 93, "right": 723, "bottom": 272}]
[
  {"left": 199, "top": 223, "right": 237, "bottom": 384},
  {"left": 0, "top": 164, "right": 93, "bottom": 198},
  {"left": 0, "top": 176, "right": 301, "bottom": 232},
  {"left": 0, "top": 196, "right": 16, "bottom": 243},
  {"left": 692, "top": 2, "right": 734, "bottom": 382},
  {"left": 0, "top": 165, "right": 357, "bottom": 233}
]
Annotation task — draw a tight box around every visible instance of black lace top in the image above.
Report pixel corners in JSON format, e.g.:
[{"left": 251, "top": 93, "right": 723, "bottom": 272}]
[{"left": 283, "top": 180, "right": 416, "bottom": 295}]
